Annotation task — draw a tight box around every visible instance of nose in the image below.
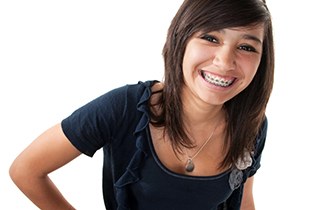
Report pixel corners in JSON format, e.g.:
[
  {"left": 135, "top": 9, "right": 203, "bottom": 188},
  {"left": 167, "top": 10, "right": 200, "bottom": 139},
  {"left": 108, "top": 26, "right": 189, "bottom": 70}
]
[{"left": 212, "top": 47, "right": 236, "bottom": 71}]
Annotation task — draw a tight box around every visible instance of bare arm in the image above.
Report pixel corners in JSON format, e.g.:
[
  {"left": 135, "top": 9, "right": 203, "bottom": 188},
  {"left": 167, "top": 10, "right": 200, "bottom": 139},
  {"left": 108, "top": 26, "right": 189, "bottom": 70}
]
[
  {"left": 9, "top": 123, "right": 82, "bottom": 210},
  {"left": 240, "top": 176, "right": 255, "bottom": 210}
]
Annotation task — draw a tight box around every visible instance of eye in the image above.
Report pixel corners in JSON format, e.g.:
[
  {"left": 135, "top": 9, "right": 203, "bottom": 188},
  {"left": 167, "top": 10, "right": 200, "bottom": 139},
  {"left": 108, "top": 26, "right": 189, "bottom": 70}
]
[
  {"left": 238, "top": 45, "right": 257, "bottom": 53},
  {"left": 200, "top": 34, "right": 219, "bottom": 43}
]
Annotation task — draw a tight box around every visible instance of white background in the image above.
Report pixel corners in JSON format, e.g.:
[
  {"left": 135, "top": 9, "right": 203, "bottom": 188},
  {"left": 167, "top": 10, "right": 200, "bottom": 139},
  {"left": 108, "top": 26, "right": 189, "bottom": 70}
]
[{"left": 1, "top": 0, "right": 319, "bottom": 209}]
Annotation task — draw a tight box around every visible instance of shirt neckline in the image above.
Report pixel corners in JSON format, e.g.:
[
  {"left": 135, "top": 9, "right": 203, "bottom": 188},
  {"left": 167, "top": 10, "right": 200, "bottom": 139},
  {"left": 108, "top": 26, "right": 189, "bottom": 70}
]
[{"left": 145, "top": 125, "right": 231, "bottom": 181}]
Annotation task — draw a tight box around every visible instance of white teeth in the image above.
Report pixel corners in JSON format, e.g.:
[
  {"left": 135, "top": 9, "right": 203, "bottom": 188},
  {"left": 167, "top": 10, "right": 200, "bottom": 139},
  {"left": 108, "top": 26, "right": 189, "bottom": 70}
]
[{"left": 202, "top": 71, "right": 234, "bottom": 87}]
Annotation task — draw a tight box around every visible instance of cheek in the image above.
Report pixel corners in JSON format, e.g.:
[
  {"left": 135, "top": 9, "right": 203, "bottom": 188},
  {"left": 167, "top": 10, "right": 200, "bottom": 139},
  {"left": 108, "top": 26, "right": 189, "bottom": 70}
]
[
  {"left": 182, "top": 46, "right": 194, "bottom": 75},
  {"left": 183, "top": 43, "right": 212, "bottom": 71},
  {"left": 241, "top": 57, "right": 261, "bottom": 80}
]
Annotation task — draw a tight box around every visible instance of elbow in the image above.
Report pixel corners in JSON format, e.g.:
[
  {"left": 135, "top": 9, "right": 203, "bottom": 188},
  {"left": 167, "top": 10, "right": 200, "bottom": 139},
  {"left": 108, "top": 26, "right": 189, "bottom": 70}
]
[
  {"left": 9, "top": 159, "right": 24, "bottom": 187},
  {"left": 9, "top": 158, "right": 37, "bottom": 188},
  {"left": 9, "top": 156, "right": 48, "bottom": 191}
]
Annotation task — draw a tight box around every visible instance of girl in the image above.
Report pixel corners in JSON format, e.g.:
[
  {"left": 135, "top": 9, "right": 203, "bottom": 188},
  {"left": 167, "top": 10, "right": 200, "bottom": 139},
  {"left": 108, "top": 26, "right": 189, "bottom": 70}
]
[{"left": 10, "top": 0, "right": 274, "bottom": 209}]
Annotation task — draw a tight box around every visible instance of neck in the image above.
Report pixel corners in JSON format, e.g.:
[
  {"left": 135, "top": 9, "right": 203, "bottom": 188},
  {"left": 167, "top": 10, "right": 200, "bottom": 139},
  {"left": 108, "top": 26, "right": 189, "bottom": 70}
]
[{"left": 181, "top": 89, "right": 225, "bottom": 130}]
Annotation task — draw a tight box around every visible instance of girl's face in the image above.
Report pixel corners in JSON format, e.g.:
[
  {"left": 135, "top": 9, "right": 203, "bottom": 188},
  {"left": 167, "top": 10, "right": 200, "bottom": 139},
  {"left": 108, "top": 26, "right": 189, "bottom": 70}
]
[{"left": 182, "top": 25, "right": 264, "bottom": 106}]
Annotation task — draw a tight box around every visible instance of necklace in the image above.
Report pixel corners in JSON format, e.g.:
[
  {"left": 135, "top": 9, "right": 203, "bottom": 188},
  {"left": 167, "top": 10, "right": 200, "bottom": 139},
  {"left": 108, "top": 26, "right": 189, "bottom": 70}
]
[{"left": 185, "top": 129, "right": 215, "bottom": 173}]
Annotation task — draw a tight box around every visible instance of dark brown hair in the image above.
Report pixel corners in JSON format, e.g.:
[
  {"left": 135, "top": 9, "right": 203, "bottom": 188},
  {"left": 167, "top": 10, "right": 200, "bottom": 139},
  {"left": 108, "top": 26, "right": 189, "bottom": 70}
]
[{"left": 150, "top": 0, "right": 274, "bottom": 168}]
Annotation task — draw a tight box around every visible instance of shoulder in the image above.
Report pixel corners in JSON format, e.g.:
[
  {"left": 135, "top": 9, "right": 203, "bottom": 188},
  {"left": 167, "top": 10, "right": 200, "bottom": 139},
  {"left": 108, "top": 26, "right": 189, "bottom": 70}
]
[
  {"left": 258, "top": 117, "right": 268, "bottom": 138},
  {"left": 108, "top": 80, "right": 158, "bottom": 101},
  {"left": 246, "top": 116, "right": 268, "bottom": 177},
  {"left": 255, "top": 117, "right": 268, "bottom": 153},
  {"left": 84, "top": 80, "right": 157, "bottom": 111}
]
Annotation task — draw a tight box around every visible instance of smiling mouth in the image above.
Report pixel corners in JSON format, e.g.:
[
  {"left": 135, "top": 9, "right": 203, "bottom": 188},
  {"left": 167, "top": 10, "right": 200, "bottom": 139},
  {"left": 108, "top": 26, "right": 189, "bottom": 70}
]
[{"left": 200, "top": 70, "right": 235, "bottom": 87}]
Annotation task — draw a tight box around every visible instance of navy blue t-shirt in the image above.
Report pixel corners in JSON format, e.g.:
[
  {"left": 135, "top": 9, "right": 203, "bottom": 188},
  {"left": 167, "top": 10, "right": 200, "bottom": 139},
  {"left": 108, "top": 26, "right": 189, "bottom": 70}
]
[{"left": 61, "top": 81, "right": 267, "bottom": 210}]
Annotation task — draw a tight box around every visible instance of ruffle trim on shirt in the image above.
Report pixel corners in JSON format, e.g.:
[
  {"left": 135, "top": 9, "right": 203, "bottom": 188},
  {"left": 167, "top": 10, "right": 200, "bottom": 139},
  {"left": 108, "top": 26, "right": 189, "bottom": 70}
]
[
  {"left": 228, "top": 151, "right": 252, "bottom": 191},
  {"left": 114, "top": 81, "right": 154, "bottom": 210}
]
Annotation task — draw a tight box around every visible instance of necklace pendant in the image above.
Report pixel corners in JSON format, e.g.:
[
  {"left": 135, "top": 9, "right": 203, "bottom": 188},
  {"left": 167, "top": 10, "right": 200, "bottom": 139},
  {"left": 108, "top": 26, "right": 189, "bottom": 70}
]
[{"left": 185, "top": 159, "right": 195, "bottom": 172}]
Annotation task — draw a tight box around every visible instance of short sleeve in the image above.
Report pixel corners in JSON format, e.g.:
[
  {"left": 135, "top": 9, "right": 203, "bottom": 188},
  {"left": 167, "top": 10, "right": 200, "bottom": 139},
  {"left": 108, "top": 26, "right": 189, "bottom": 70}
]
[
  {"left": 248, "top": 117, "right": 268, "bottom": 177},
  {"left": 223, "top": 118, "right": 268, "bottom": 209},
  {"left": 61, "top": 86, "right": 129, "bottom": 157}
]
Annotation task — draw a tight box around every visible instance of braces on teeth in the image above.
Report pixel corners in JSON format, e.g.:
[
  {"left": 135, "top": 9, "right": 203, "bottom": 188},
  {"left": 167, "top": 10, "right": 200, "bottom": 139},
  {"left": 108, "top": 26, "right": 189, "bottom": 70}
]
[{"left": 203, "top": 72, "right": 233, "bottom": 87}]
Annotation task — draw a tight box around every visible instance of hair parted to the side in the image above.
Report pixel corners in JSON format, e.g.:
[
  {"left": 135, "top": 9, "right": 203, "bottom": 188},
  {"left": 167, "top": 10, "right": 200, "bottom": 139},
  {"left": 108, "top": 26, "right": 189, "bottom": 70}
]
[{"left": 150, "top": 0, "right": 274, "bottom": 168}]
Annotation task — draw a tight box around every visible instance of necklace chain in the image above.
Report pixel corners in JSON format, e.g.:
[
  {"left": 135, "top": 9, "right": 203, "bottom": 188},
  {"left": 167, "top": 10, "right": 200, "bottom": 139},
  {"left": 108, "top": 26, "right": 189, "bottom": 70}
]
[
  {"left": 187, "top": 130, "right": 214, "bottom": 160},
  {"left": 184, "top": 125, "right": 218, "bottom": 173}
]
